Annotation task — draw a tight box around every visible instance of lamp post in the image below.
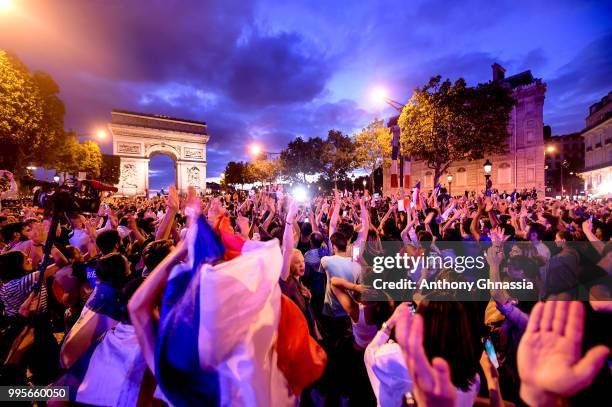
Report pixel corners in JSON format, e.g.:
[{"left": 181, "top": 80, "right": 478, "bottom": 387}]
[
  {"left": 362, "top": 179, "right": 367, "bottom": 193},
  {"left": 447, "top": 173, "right": 453, "bottom": 196},
  {"left": 560, "top": 159, "right": 569, "bottom": 199},
  {"left": 483, "top": 159, "right": 492, "bottom": 195},
  {"left": 53, "top": 175, "right": 60, "bottom": 183},
  {"left": 248, "top": 143, "right": 280, "bottom": 160}
]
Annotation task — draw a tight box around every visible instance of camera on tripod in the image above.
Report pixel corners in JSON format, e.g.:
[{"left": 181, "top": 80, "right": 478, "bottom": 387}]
[{"left": 21, "top": 176, "right": 117, "bottom": 215}]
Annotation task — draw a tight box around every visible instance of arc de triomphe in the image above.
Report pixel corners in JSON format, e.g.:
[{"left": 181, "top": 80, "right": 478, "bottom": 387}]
[{"left": 109, "top": 110, "right": 209, "bottom": 195}]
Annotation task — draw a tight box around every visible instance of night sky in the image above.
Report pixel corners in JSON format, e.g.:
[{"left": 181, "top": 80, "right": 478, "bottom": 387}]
[{"left": 1, "top": 0, "right": 610, "bottom": 189}]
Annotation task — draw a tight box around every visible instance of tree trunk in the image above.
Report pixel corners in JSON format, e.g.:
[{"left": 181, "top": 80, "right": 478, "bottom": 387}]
[
  {"left": 433, "top": 166, "right": 442, "bottom": 188},
  {"left": 370, "top": 172, "right": 375, "bottom": 193}
]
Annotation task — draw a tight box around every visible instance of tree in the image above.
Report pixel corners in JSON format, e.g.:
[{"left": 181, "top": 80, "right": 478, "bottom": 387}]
[
  {"left": 223, "top": 161, "right": 253, "bottom": 189},
  {"left": 249, "top": 158, "right": 281, "bottom": 185},
  {"left": 280, "top": 137, "right": 324, "bottom": 182},
  {"left": 398, "top": 75, "right": 515, "bottom": 186},
  {"left": 0, "top": 51, "right": 44, "bottom": 178},
  {"left": 30, "top": 72, "right": 71, "bottom": 173},
  {"left": 354, "top": 118, "right": 393, "bottom": 190},
  {"left": 321, "top": 130, "right": 356, "bottom": 184},
  {"left": 99, "top": 154, "right": 121, "bottom": 184},
  {"left": 55, "top": 136, "right": 102, "bottom": 178}
]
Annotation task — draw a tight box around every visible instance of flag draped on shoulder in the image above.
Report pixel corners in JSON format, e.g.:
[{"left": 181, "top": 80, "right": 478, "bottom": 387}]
[{"left": 155, "top": 216, "right": 225, "bottom": 407}]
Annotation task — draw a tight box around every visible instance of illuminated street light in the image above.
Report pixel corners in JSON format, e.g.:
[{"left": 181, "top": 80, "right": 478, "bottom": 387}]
[
  {"left": 0, "top": 0, "right": 14, "bottom": 12},
  {"left": 96, "top": 129, "right": 108, "bottom": 140},
  {"left": 546, "top": 145, "right": 556, "bottom": 153},
  {"left": 447, "top": 173, "right": 453, "bottom": 195},
  {"left": 53, "top": 175, "right": 60, "bottom": 183},
  {"left": 483, "top": 159, "right": 492, "bottom": 195},
  {"left": 370, "top": 85, "right": 405, "bottom": 112},
  {"left": 249, "top": 144, "right": 262, "bottom": 156}
]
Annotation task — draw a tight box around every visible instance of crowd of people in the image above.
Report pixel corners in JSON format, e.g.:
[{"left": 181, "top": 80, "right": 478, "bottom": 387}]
[{"left": 0, "top": 183, "right": 610, "bottom": 406}]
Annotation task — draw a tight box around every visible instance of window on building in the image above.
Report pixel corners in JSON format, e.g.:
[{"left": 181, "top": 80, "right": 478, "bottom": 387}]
[
  {"left": 424, "top": 171, "right": 433, "bottom": 188},
  {"left": 498, "top": 163, "right": 511, "bottom": 184},
  {"left": 526, "top": 130, "right": 534, "bottom": 141},
  {"left": 456, "top": 168, "right": 467, "bottom": 186},
  {"left": 527, "top": 167, "right": 535, "bottom": 181}
]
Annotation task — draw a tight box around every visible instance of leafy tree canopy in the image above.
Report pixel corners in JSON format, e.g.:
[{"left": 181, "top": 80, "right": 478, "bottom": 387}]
[{"left": 398, "top": 75, "right": 514, "bottom": 185}]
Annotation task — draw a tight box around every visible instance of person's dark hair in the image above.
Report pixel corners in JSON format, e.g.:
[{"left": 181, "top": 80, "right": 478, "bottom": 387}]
[
  {"left": 300, "top": 221, "right": 312, "bottom": 238},
  {"left": 527, "top": 223, "right": 546, "bottom": 241},
  {"left": 309, "top": 232, "right": 324, "bottom": 249},
  {"left": 557, "top": 230, "right": 573, "bottom": 241},
  {"left": 96, "top": 229, "right": 121, "bottom": 255},
  {"left": 337, "top": 222, "right": 354, "bottom": 242},
  {"left": 417, "top": 299, "right": 478, "bottom": 391},
  {"left": 501, "top": 223, "right": 516, "bottom": 239},
  {"left": 0, "top": 250, "right": 27, "bottom": 282},
  {"left": 381, "top": 217, "right": 400, "bottom": 240},
  {"left": 118, "top": 277, "right": 144, "bottom": 324},
  {"left": 0, "top": 222, "right": 24, "bottom": 243},
  {"left": 330, "top": 232, "right": 348, "bottom": 252},
  {"left": 95, "top": 253, "right": 129, "bottom": 288},
  {"left": 142, "top": 240, "right": 173, "bottom": 271}
]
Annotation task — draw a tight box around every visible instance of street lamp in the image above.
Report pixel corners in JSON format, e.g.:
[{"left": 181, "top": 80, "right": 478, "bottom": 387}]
[
  {"left": 96, "top": 129, "right": 108, "bottom": 140},
  {"left": 362, "top": 179, "right": 367, "bottom": 192},
  {"left": 249, "top": 144, "right": 262, "bottom": 157},
  {"left": 0, "top": 0, "right": 14, "bottom": 12},
  {"left": 483, "top": 159, "right": 492, "bottom": 195},
  {"left": 248, "top": 143, "right": 280, "bottom": 160},
  {"left": 53, "top": 175, "right": 60, "bottom": 183},
  {"left": 546, "top": 145, "right": 556, "bottom": 154},
  {"left": 447, "top": 173, "right": 453, "bottom": 196},
  {"left": 370, "top": 86, "right": 405, "bottom": 112}
]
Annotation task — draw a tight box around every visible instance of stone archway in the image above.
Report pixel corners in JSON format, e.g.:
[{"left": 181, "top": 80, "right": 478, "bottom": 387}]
[{"left": 109, "top": 110, "right": 209, "bottom": 195}]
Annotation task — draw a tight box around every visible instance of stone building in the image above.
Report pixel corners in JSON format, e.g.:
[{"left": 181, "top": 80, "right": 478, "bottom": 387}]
[
  {"left": 544, "top": 130, "right": 584, "bottom": 197},
  {"left": 109, "top": 110, "right": 209, "bottom": 196},
  {"left": 580, "top": 91, "right": 612, "bottom": 197},
  {"left": 383, "top": 63, "right": 546, "bottom": 196}
]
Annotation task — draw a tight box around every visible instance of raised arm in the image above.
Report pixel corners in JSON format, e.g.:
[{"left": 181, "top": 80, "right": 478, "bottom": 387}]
[
  {"left": 128, "top": 239, "right": 187, "bottom": 373},
  {"left": 280, "top": 199, "right": 298, "bottom": 281},
  {"left": 155, "top": 186, "right": 179, "bottom": 241}
]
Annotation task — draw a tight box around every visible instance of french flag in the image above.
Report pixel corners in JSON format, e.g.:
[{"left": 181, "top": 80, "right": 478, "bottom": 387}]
[
  {"left": 402, "top": 157, "right": 411, "bottom": 189},
  {"left": 390, "top": 126, "right": 400, "bottom": 189},
  {"left": 413, "top": 181, "right": 422, "bottom": 210}
]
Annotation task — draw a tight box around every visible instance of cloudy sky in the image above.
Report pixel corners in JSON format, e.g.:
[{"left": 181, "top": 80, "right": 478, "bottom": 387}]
[{"left": 1, "top": 0, "right": 610, "bottom": 189}]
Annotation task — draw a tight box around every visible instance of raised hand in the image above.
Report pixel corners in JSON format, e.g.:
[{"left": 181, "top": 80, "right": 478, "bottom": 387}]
[
  {"left": 489, "top": 226, "right": 510, "bottom": 245},
  {"left": 396, "top": 309, "right": 457, "bottom": 407},
  {"left": 518, "top": 302, "right": 610, "bottom": 405},
  {"left": 166, "top": 185, "right": 179, "bottom": 212}
]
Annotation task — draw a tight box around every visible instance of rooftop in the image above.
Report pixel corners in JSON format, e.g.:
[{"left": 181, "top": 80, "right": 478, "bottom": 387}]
[{"left": 111, "top": 109, "right": 207, "bottom": 135}]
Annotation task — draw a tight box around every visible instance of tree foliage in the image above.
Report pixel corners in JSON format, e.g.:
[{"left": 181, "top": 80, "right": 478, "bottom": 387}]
[
  {"left": 0, "top": 50, "right": 80, "bottom": 184},
  {"left": 249, "top": 158, "right": 282, "bottom": 184},
  {"left": 280, "top": 137, "right": 324, "bottom": 182},
  {"left": 398, "top": 75, "right": 514, "bottom": 185},
  {"left": 55, "top": 136, "right": 102, "bottom": 178},
  {"left": 321, "top": 130, "right": 356, "bottom": 182},
  {"left": 0, "top": 50, "right": 44, "bottom": 174},
  {"left": 354, "top": 118, "right": 392, "bottom": 187},
  {"left": 223, "top": 161, "right": 253, "bottom": 188},
  {"left": 99, "top": 154, "right": 121, "bottom": 184}
]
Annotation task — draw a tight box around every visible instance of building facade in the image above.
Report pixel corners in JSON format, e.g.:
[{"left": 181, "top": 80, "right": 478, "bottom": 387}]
[
  {"left": 383, "top": 64, "right": 546, "bottom": 196},
  {"left": 580, "top": 91, "right": 612, "bottom": 197},
  {"left": 544, "top": 130, "right": 584, "bottom": 197}
]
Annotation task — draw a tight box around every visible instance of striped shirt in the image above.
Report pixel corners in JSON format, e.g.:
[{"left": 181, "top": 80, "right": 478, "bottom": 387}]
[{"left": 0, "top": 272, "right": 48, "bottom": 316}]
